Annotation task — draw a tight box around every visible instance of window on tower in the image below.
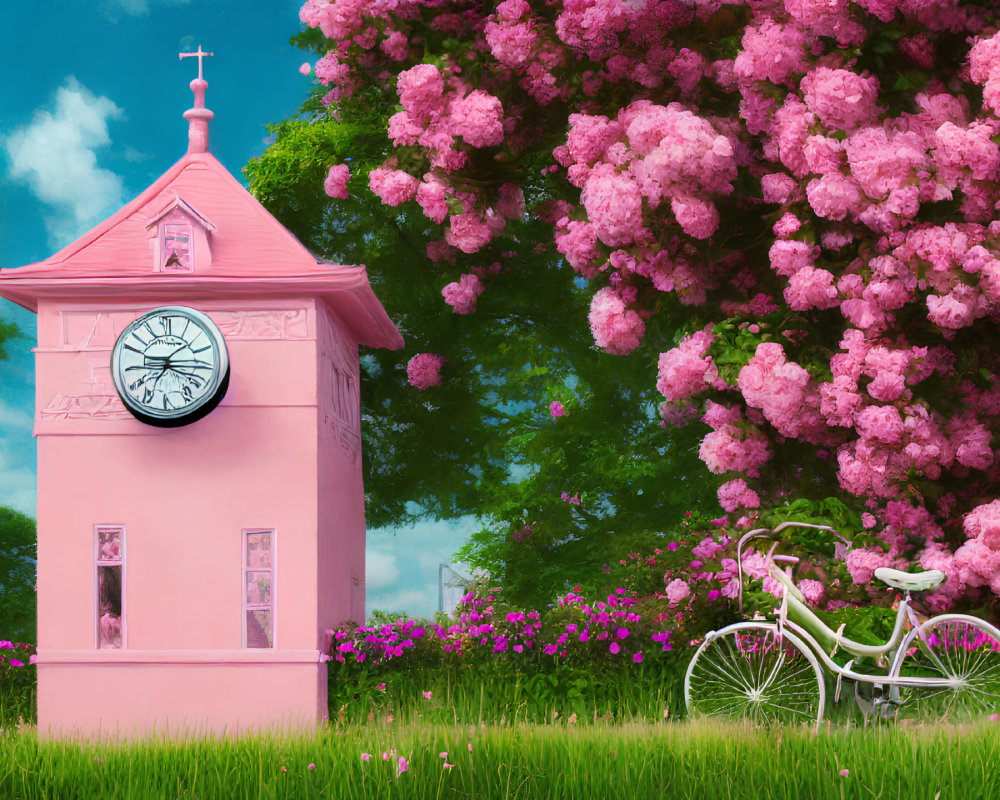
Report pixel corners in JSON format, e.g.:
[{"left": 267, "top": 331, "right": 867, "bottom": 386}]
[
  {"left": 161, "top": 223, "right": 193, "bottom": 272},
  {"left": 244, "top": 529, "right": 274, "bottom": 648},
  {"left": 95, "top": 526, "right": 124, "bottom": 649}
]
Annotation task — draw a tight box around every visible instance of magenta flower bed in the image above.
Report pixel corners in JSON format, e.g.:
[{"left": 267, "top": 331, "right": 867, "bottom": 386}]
[
  {"left": 0, "top": 641, "right": 36, "bottom": 669},
  {"left": 0, "top": 641, "right": 37, "bottom": 726},
  {"left": 327, "top": 586, "right": 676, "bottom": 668}
]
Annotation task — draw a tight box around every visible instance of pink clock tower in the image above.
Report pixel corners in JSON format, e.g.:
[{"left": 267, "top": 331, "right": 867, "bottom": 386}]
[{"left": 0, "top": 50, "right": 402, "bottom": 738}]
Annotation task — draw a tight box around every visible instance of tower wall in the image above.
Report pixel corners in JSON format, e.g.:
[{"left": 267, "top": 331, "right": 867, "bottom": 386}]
[{"left": 33, "top": 298, "right": 332, "bottom": 738}]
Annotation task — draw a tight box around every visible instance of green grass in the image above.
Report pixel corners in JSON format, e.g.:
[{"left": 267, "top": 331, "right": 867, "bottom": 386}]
[{"left": 2, "top": 718, "right": 1000, "bottom": 799}]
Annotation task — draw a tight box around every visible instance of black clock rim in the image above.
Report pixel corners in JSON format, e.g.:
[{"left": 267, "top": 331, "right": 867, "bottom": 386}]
[
  {"left": 111, "top": 306, "right": 230, "bottom": 427},
  {"left": 116, "top": 367, "right": 230, "bottom": 428}
]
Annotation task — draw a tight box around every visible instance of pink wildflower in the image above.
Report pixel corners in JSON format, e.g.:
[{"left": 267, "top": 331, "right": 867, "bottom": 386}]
[
  {"left": 665, "top": 578, "right": 691, "bottom": 605},
  {"left": 550, "top": 401, "right": 565, "bottom": 419}
]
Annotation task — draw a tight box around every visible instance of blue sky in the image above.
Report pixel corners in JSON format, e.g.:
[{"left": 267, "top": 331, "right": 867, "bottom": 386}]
[{"left": 0, "top": 0, "right": 472, "bottom": 619}]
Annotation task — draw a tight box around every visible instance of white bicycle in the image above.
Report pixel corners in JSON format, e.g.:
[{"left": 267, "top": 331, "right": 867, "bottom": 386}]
[{"left": 684, "top": 522, "right": 1000, "bottom": 727}]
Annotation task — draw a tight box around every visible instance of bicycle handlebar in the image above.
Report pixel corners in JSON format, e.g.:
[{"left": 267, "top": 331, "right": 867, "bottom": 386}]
[{"left": 735, "top": 521, "right": 849, "bottom": 613}]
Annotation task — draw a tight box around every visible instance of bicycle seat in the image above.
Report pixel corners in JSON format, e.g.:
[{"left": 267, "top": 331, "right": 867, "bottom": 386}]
[{"left": 873, "top": 567, "right": 946, "bottom": 592}]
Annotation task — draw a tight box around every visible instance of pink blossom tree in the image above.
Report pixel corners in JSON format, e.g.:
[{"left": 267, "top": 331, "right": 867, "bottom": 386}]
[{"left": 269, "top": 0, "right": 1000, "bottom": 612}]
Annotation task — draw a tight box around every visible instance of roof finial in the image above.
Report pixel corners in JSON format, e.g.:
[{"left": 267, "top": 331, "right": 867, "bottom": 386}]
[{"left": 179, "top": 46, "right": 215, "bottom": 155}]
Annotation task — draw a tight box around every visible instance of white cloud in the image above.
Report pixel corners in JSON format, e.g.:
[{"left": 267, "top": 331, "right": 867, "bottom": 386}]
[
  {"left": 365, "top": 518, "right": 475, "bottom": 619},
  {"left": 366, "top": 549, "right": 401, "bottom": 591},
  {"left": 0, "top": 400, "right": 32, "bottom": 436},
  {"left": 4, "top": 77, "right": 125, "bottom": 247}
]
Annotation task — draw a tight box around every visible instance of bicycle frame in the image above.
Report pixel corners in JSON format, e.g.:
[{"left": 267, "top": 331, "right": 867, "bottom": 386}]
[{"left": 737, "top": 524, "right": 963, "bottom": 691}]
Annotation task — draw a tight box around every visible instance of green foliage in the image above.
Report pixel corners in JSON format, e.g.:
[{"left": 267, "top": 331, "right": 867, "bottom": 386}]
[
  {"left": 0, "top": 318, "right": 21, "bottom": 362},
  {"left": 246, "top": 87, "right": 718, "bottom": 607},
  {"left": 0, "top": 508, "right": 35, "bottom": 644}
]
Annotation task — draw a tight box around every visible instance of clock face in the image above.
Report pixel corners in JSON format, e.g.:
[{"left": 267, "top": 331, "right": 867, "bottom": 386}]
[{"left": 111, "top": 306, "right": 229, "bottom": 427}]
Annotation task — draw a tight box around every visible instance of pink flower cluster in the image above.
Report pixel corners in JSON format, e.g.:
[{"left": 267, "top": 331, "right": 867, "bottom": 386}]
[
  {"left": 406, "top": 353, "right": 446, "bottom": 390},
  {"left": 442, "top": 273, "right": 484, "bottom": 315},
  {"left": 656, "top": 329, "right": 717, "bottom": 402},
  {"left": 324, "top": 164, "right": 350, "bottom": 199},
  {"left": 588, "top": 287, "right": 646, "bottom": 355}
]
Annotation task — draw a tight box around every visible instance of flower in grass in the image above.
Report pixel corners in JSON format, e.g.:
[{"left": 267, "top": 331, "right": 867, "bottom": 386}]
[
  {"left": 386, "top": 714, "right": 394, "bottom": 724},
  {"left": 443, "top": 762, "right": 456, "bottom": 769},
  {"left": 422, "top": 690, "right": 433, "bottom": 699},
  {"left": 280, "top": 766, "right": 287, "bottom": 773},
  {"left": 550, "top": 401, "right": 565, "bottom": 419},
  {"left": 609, "top": 642, "right": 621, "bottom": 654},
  {"left": 633, "top": 651, "right": 643, "bottom": 663},
  {"left": 439, "top": 752, "right": 448, "bottom": 759},
  {"left": 10, "top": 659, "right": 23, "bottom": 667},
  {"left": 839, "top": 769, "right": 849, "bottom": 777},
  {"left": 615, "top": 627, "right": 630, "bottom": 639},
  {"left": 468, "top": 742, "right": 473, "bottom": 752},
  {"left": 377, "top": 683, "right": 386, "bottom": 691},
  {"left": 307, "top": 763, "right": 315, "bottom": 771},
  {"left": 396, "top": 756, "right": 409, "bottom": 777},
  {"left": 991, "top": 713, "right": 1000, "bottom": 722}
]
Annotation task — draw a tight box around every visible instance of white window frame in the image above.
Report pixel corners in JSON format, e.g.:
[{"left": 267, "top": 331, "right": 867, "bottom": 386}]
[
  {"left": 94, "top": 524, "right": 126, "bottom": 649},
  {"left": 242, "top": 528, "right": 276, "bottom": 649}
]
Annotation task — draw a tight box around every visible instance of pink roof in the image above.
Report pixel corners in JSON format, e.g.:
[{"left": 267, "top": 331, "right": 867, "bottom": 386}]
[{"left": 0, "top": 150, "right": 403, "bottom": 350}]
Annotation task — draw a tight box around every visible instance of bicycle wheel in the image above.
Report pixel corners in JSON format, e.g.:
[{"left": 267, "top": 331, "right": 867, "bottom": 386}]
[
  {"left": 887, "top": 615, "right": 1000, "bottom": 721},
  {"left": 684, "top": 622, "right": 826, "bottom": 727}
]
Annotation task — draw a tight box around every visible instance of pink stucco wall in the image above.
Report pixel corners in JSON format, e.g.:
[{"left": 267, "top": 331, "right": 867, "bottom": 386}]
[{"left": 32, "top": 297, "right": 367, "bottom": 738}]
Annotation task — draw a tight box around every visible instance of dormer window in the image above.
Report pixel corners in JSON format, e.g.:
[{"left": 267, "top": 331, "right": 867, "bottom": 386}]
[
  {"left": 162, "top": 224, "right": 193, "bottom": 271},
  {"left": 146, "top": 195, "right": 214, "bottom": 273}
]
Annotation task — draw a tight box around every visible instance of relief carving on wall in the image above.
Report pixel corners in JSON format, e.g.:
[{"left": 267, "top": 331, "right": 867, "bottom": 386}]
[
  {"left": 317, "top": 307, "right": 361, "bottom": 462},
  {"left": 60, "top": 308, "right": 311, "bottom": 350},
  {"left": 40, "top": 361, "right": 131, "bottom": 421},
  {"left": 210, "top": 309, "right": 310, "bottom": 340}
]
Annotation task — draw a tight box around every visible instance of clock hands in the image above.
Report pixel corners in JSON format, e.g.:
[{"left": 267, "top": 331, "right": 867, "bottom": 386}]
[{"left": 113, "top": 307, "right": 228, "bottom": 424}]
